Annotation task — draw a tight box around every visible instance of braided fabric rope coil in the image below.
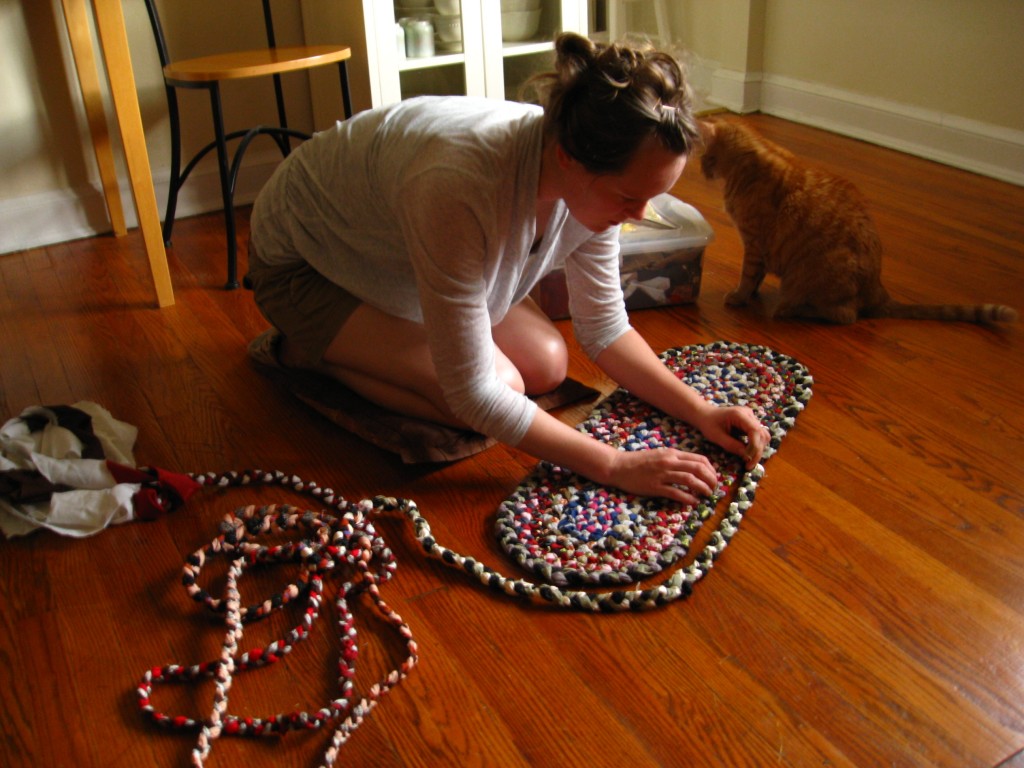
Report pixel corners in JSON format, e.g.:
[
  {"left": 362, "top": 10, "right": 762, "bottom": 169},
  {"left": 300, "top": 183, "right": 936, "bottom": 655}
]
[
  {"left": 136, "top": 493, "right": 418, "bottom": 767},
  {"left": 134, "top": 343, "right": 810, "bottom": 763}
]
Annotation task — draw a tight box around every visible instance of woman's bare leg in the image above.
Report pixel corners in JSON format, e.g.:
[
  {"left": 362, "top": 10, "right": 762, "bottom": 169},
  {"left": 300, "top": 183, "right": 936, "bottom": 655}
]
[
  {"left": 279, "top": 296, "right": 568, "bottom": 427},
  {"left": 279, "top": 303, "right": 460, "bottom": 425}
]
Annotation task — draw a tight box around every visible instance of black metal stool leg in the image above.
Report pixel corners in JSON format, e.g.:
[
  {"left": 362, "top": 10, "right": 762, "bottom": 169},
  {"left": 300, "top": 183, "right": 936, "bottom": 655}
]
[
  {"left": 162, "top": 87, "right": 183, "bottom": 246},
  {"left": 208, "top": 83, "right": 239, "bottom": 289},
  {"left": 271, "top": 73, "right": 291, "bottom": 156},
  {"left": 339, "top": 61, "right": 353, "bottom": 119}
]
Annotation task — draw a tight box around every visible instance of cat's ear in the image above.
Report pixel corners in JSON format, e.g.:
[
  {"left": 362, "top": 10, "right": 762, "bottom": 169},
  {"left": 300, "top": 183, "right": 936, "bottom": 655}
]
[
  {"left": 698, "top": 120, "right": 717, "bottom": 144},
  {"left": 698, "top": 120, "right": 718, "bottom": 179}
]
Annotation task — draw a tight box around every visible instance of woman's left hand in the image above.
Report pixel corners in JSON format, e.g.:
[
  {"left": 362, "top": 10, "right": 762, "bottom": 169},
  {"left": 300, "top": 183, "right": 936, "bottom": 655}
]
[{"left": 691, "top": 403, "right": 770, "bottom": 470}]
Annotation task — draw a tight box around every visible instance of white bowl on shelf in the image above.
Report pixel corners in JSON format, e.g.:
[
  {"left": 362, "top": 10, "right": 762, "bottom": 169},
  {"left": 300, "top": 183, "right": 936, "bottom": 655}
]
[
  {"left": 500, "top": 0, "right": 540, "bottom": 11},
  {"left": 501, "top": 9, "right": 542, "bottom": 41},
  {"left": 433, "top": 0, "right": 461, "bottom": 15},
  {"left": 433, "top": 13, "right": 462, "bottom": 43}
]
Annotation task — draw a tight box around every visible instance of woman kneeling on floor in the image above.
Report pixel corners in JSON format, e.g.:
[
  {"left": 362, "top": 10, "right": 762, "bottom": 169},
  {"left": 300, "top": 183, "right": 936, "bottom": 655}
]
[{"left": 247, "top": 32, "right": 768, "bottom": 505}]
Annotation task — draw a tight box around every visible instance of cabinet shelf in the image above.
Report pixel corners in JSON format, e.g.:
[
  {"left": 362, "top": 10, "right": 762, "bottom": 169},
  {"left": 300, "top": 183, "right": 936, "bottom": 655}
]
[
  {"left": 399, "top": 40, "right": 553, "bottom": 73},
  {"left": 501, "top": 40, "right": 556, "bottom": 58},
  {"left": 398, "top": 52, "right": 466, "bottom": 72}
]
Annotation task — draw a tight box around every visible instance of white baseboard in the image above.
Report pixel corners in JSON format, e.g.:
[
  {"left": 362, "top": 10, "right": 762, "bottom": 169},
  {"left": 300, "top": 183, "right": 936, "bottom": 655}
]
[
  {"left": 696, "top": 63, "right": 1024, "bottom": 188},
  {"left": 0, "top": 152, "right": 280, "bottom": 255},
  {"left": 0, "top": 188, "right": 114, "bottom": 254},
  {"left": 708, "top": 67, "right": 763, "bottom": 115}
]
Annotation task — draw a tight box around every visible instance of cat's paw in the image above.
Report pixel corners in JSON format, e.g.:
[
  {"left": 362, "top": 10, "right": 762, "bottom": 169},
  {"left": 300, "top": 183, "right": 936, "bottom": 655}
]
[
  {"left": 725, "top": 290, "right": 751, "bottom": 307},
  {"left": 825, "top": 306, "right": 858, "bottom": 325}
]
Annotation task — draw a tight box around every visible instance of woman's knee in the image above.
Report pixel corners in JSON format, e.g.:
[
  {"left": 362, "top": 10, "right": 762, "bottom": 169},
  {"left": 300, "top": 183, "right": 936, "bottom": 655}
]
[
  {"left": 493, "top": 299, "right": 569, "bottom": 395},
  {"left": 506, "top": 329, "right": 567, "bottom": 396},
  {"left": 494, "top": 329, "right": 566, "bottom": 396},
  {"left": 526, "top": 331, "right": 568, "bottom": 394},
  {"left": 496, "top": 354, "right": 527, "bottom": 394}
]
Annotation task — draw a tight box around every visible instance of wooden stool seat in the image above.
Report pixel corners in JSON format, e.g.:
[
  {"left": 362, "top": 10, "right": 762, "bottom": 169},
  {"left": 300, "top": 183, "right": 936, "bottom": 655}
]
[{"left": 164, "top": 45, "right": 351, "bottom": 84}]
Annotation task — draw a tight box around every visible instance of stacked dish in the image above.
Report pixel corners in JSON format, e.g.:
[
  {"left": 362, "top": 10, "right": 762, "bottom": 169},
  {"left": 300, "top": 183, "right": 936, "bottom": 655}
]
[
  {"left": 501, "top": 0, "right": 542, "bottom": 42},
  {"left": 433, "top": 0, "right": 462, "bottom": 50}
]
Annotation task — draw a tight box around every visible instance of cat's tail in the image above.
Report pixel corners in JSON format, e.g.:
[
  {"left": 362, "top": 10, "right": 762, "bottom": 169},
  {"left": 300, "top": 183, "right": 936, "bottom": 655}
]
[{"left": 864, "top": 302, "right": 1018, "bottom": 323}]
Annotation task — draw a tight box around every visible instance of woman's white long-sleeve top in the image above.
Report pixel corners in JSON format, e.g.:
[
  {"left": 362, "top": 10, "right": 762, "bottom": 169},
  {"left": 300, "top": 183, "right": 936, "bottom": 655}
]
[{"left": 250, "top": 95, "right": 631, "bottom": 445}]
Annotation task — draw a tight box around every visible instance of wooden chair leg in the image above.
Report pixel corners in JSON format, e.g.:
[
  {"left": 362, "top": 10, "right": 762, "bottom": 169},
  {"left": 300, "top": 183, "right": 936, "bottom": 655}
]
[
  {"left": 61, "top": 0, "right": 127, "bottom": 237},
  {"left": 90, "top": 0, "right": 175, "bottom": 307}
]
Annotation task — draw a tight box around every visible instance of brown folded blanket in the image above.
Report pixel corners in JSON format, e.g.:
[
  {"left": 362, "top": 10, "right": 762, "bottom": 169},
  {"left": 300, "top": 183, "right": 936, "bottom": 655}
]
[{"left": 248, "top": 329, "right": 599, "bottom": 464}]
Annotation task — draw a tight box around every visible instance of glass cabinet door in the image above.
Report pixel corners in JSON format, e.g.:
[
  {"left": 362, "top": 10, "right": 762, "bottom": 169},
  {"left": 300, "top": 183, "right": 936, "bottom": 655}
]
[
  {"left": 385, "top": 0, "right": 485, "bottom": 102},
  {"left": 483, "top": 0, "right": 588, "bottom": 101},
  {"left": 372, "top": 1, "right": 587, "bottom": 106},
  {"left": 301, "top": 1, "right": 589, "bottom": 118}
]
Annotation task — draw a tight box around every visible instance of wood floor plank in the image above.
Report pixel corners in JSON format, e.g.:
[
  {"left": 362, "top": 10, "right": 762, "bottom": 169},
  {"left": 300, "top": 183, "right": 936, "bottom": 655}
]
[
  {"left": 1, "top": 612, "right": 96, "bottom": 766},
  {"left": 551, "top": 606, "right": 859, "bottom": 768},
  {"left": 400, "top": 589, "right": 660, "bottom": 766},
  {"left": 750, "top": 464, "right": 1024, "bottom": 740},
  {"left": 708, "top": 556, "right": 1007, "bottom": 768}
]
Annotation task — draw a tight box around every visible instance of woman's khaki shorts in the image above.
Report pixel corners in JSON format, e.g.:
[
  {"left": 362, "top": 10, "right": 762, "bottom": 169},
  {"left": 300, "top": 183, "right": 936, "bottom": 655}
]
[{"left": 247, "top": 250, "right": 362, "bottom": 369}]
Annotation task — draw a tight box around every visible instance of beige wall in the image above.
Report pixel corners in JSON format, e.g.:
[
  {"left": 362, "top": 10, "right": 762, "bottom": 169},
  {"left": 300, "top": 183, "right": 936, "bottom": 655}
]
[
  {"left": 761, "top": 0, "right": 1024, "bottom": 131},
  {"left": 4, "top": 0, "right": 88, "bottom": 201},
  {"left": 623, "top": 0, "right": 1023, "bottom": 184},
  {"left": 632, "top": 0, "right": 1024, "bottom": 132}
]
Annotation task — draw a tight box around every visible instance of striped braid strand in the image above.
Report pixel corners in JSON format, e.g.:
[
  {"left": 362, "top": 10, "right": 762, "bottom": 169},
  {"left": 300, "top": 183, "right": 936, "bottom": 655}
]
[
  {"left": 185, "top": 470, "right": 736, "bottom": 611},
  {"left": 408, "top": 462, "right": 766, "bottom": 612},
  {"left": 136, "top": 491, "right": 417, "bottom": 767},
  {"left": 191, "top": 556, "right": 243, "bottom": 766}
]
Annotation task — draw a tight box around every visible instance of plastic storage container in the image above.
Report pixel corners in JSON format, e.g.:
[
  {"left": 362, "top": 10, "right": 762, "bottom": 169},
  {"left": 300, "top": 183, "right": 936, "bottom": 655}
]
[{"left": 532, "top": 193, "right": 714, "bottom": 319}]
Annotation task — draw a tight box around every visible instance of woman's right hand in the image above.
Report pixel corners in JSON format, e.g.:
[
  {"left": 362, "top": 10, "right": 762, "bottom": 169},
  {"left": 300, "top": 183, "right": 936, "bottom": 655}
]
[
  {"left": 605, "top": 446, "right": 719, "bottom": 505},
  {"left": 520, "top": 409, "right": 720, "bottom": 506}
]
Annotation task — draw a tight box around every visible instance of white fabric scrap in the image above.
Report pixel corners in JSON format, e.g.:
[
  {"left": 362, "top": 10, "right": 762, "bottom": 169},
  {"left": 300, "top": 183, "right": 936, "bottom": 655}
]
[
  {"left": 0, "top": 402, "right": 141, "bottom": 538},
  {"left": 622, "top": 274, "right": 671, "bottom": 304}
]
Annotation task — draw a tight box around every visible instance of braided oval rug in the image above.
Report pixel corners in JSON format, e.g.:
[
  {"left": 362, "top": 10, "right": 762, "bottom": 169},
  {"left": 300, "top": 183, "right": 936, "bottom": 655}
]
[{"left": 494, "top": 341, "right": 812, "bottom": 601}]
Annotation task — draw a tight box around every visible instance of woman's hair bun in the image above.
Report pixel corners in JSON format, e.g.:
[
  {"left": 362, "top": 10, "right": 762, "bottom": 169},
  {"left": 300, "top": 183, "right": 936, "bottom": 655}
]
[{"left": 526, "top": 33, "right": 701, "bottom": 173}]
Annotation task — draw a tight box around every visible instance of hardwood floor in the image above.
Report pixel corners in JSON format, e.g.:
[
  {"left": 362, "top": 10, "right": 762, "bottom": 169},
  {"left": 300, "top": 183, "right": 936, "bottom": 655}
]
[{"left": 1, "top": 114, "right": 1022, "bottom": 767}]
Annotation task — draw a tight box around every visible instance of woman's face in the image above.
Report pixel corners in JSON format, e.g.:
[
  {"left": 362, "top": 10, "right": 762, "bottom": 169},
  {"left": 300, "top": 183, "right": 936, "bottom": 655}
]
[{"left": 560, "top": 135, "right": 688, "bottom": 232}]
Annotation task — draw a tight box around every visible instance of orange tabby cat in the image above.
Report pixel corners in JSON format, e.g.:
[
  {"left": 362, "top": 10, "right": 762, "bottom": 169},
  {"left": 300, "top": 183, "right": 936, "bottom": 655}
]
[{"left": 699, "top": 118, "right": 1017, "bottom": 324}]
